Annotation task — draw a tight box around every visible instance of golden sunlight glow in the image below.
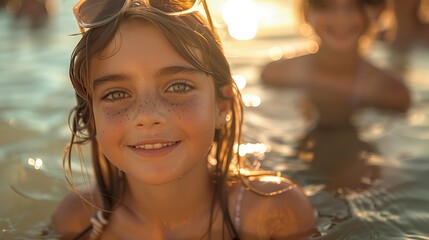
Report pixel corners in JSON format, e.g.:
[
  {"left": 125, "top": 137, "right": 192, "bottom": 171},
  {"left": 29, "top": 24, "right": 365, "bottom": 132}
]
[
  {"left": 222, "top": 0, "right": 258, "bottom": 40},
  {"left": 242, "top": 95, "right": 261, "bottom": 107},
  {"left": 28, "top": 157, "right": 43, "bottom": 170},
  {"left": 208, "top": 156, "right": 217, "bottom": 166},
  {"left": 259, "top": 175, "right": 282, "bottom": 184},
  {"left": 299, "top": 23, "right": 313, "bottom": 37},
  {"left": 232, "top": 74, "right": 247, "bottom": 90},
  {"left": 268, "top": 47, "right": 283, "bottom": 61},
  {"left": 306, "top": 40, "right": 319, "bottom": 53},
  {"left": 238, "top": 143, "right": 270, "bottom": 157},
  {"left": 238, "top": 168, "right": 253, "bottom": 176},
  {"left": 269, "top": 46, "right": 298, "bottom": 60},
  {"left": 283, "top": 45, "right": 298, "bottom": 59},
  {"left": 221, "top": 0, "right": 297, "bottom": 40}
]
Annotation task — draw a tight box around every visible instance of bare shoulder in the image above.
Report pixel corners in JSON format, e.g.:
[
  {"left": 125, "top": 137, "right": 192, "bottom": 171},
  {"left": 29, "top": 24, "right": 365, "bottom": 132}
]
[
  {"left": 365, "top": 61, "right": 405, "bottom": 85},
  {"left": 49, "top": 188, "right": 96, "bottom": 237},
  {"left": 261, "top": 54, "right": 312, "bottom": 87},
  {"left": 230, "top": 175, "right": 317, "bottom": 239},
  {"left": 363, "top": 61, "right": 410, "bottom": 112}
]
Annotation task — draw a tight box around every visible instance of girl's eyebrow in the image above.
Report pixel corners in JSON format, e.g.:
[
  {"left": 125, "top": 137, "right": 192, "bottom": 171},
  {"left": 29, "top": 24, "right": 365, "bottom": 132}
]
[
  {"left": 156, "top": 65, "right": 205, "bottom": 77},
  {"left": 92, "top": 73, "right": 128, "bottom": 90},
  {"left": 92, "top": 66, "right": 204, "bottom": 89}
]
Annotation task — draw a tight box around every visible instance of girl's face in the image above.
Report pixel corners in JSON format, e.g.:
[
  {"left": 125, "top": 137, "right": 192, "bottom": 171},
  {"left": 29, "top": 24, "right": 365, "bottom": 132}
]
[
  {"left": 306, "top": 0, "right": 368, "bottom": 51},
  {"left": 89, "top": 19, "right": 228, "bottom": 185}
]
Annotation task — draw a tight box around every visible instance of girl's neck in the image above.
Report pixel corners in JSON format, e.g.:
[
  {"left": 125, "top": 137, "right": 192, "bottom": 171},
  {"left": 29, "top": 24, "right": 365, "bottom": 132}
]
[{"left": 122, "top": 159, "right": 214, "bottom": 225}]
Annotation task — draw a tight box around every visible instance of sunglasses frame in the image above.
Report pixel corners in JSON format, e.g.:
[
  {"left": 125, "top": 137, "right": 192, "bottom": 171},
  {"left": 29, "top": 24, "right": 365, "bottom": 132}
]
[{"left": 73, "top": 0, "right": 214, "bottom": 33}]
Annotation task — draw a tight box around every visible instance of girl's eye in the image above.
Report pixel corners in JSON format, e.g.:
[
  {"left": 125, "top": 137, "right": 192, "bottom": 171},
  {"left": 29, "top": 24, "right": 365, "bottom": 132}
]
[
  {"left": 166, "top": 82, "right": 194, "bottom": 93},
  {"left": 101, "top": 90, "right": 130, "bottom": 101}
]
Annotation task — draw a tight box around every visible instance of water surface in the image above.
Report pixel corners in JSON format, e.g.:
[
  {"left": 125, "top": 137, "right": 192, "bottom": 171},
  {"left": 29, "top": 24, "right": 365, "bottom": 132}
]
[{"left": 1, "top": 1, "right": 429, "bottom": 239}]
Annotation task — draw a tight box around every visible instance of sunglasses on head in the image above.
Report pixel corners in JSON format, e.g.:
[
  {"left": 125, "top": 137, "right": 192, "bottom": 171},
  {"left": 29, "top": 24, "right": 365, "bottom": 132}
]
[{"left": 73, "top": 0, "right": 213, "bottom": 33}]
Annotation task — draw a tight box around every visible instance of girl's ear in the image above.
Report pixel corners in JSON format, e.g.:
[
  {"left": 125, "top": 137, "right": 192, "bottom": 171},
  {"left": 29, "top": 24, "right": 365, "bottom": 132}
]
[{"left": 215, "top": 85, "right": 233, "bottom": 129}]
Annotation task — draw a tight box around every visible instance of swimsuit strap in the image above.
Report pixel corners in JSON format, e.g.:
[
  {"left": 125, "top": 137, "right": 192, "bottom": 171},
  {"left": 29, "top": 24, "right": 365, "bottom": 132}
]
[
  {"left": 233, "top": 186, "right": 245, "bottom": 232},
  {"left": 89, "top": 211, "right": 108, "bottom": 240}
]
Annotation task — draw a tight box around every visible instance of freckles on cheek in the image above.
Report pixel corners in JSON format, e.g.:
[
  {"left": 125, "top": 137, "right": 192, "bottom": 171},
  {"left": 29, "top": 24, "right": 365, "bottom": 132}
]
[
  {"left": 96, "top": 106, "right": 131, "bottom": 131},
  {"left": 166, "top": 98, "right": 210, "bottom": 122}
]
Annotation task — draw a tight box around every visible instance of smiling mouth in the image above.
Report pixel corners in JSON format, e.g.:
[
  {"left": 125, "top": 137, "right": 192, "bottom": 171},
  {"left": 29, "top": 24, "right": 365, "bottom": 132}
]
[{"left": 132, "top": 141, "right": 180, "bottom": 150}]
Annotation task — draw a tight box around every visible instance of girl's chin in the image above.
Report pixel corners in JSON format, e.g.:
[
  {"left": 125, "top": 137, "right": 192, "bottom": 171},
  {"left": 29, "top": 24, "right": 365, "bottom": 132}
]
[
  {"left": 323, "top": 35, "right": 360, "bottom": 50},
  {"left": 130, "top": 174, "right": 183, "bottom": 186},
  {"left": 324, "top": 40, "right": 358, "bottom": 51}
]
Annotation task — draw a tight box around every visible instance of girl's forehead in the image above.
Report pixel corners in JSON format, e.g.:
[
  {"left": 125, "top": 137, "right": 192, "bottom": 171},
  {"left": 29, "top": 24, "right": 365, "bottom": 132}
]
[
  {"left": 92, "top": 21, "right": 174, "bottom": 63},
  {"left": 88, "top": 18, "right": 207, "bottom": 79},
  {"left": 97, "top": 20, "right": 158, "bottom": 55},
  {"left": 93, "top": 18, "right": 202, "bottom": 64}
]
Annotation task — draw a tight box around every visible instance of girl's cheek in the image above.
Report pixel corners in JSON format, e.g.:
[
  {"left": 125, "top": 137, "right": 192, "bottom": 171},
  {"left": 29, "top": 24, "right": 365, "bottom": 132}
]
[
  {"left": 163, "top": 97, "right": 205, "bottom": 121},
  {"left": 98, "top": 105, "right": 132, "bottom": 126}
]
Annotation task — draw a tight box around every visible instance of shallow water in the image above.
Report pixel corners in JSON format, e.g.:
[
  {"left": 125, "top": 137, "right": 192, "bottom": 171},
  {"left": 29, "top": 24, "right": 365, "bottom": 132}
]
[{"left": 1, "top": 1, "right": 429, "bottom": 239}]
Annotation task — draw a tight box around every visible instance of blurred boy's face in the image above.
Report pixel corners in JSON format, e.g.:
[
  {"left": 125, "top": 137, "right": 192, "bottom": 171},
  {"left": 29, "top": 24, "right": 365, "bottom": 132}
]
[{"left": 306, "top": 0, "right": 368, "bottom": 51}]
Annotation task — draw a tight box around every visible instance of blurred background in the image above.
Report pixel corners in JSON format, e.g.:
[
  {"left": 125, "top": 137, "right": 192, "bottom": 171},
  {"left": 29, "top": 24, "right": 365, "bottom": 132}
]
[{"left": 1, "top": 0, "right": 429, "bottom": 239}]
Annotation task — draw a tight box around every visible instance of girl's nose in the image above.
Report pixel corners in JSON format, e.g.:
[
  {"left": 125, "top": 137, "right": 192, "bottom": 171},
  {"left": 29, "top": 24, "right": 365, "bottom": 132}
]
[{"left": 133, "top": 95, "right": 166, "bottom": 128}]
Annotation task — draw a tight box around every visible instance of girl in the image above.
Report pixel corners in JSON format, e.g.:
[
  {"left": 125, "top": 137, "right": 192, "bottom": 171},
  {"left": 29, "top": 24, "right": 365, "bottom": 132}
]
[
  {"left": 47, "top": 0, "right": 316, "bottom": 239},
  {"left": 261, "top": 0, "right": 410, "bottom": 127}
]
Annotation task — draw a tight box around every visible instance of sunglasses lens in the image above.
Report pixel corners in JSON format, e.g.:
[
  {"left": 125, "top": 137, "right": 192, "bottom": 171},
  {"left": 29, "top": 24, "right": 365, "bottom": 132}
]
[
  {"left": 75, "top": 0, "right": 202, "bottom": 30},
  {"left": 77, "top": 0, "right": 127, "bottom": 27},
  {"left": 148, "top": 0, "right": 198, "bottom": 13}
]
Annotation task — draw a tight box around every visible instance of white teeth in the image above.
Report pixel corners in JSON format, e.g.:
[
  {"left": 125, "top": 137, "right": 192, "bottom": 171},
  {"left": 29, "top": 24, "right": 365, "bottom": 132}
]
[{"left": 134, "top": 142, "right": 175, "bottom": 150}]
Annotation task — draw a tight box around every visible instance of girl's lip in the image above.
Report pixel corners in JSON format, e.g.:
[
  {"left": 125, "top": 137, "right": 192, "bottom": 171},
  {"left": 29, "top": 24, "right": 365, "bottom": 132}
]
[{"left": 128, "top": 141, "right": 181, "bottom": 157}]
